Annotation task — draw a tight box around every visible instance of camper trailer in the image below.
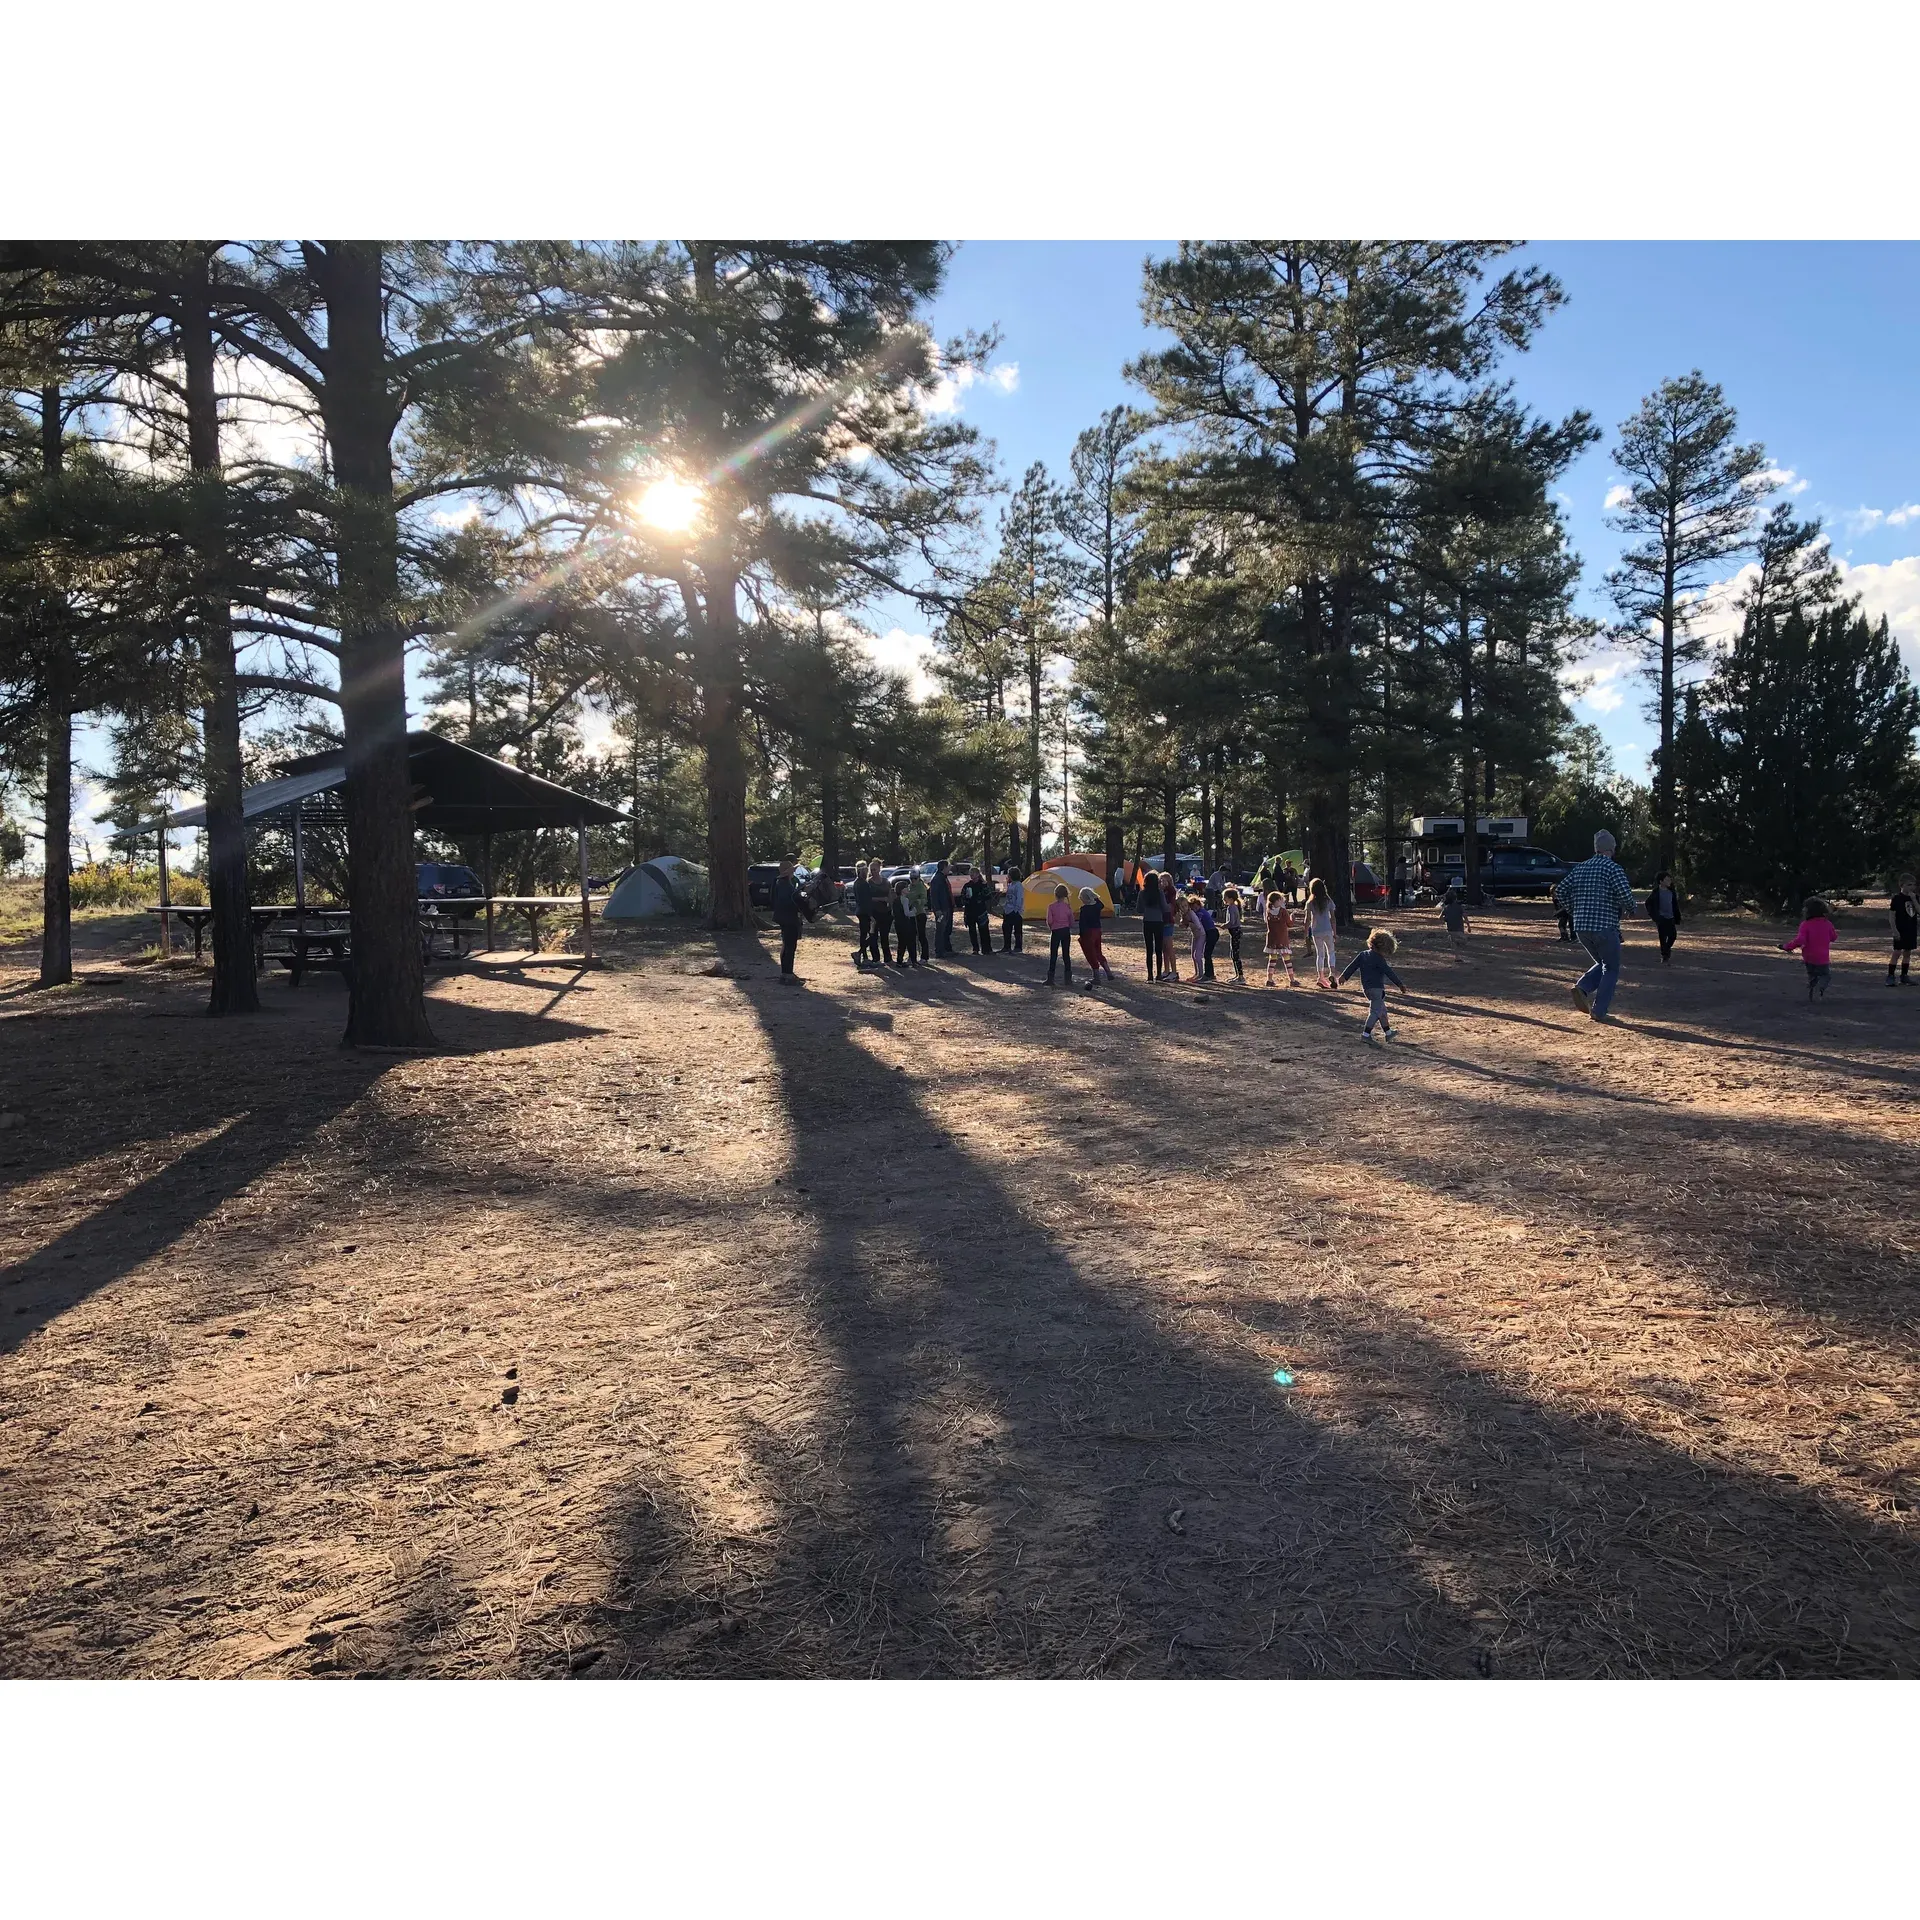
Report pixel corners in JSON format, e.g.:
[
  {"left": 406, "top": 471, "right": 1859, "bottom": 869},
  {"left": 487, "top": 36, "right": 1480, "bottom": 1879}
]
[{"left": 1409, "top": 816, "right": 1528, "bottom": 889}]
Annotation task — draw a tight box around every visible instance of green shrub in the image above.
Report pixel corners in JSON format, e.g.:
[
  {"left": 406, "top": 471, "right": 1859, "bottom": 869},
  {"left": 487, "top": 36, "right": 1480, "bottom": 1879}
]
[{"left": 69, "top": 864, "right": 207, "bottom": 909}]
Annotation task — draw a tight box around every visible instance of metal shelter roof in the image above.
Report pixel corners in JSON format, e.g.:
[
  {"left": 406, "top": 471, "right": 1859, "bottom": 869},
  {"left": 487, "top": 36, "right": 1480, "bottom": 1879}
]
[{"left": 120, "top": 732, "right": 630, "bottom": 838}]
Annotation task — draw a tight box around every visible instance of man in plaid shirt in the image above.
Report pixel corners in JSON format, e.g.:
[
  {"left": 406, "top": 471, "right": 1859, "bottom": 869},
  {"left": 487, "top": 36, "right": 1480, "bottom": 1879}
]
[{"left": 1553, "top": 829, "right": 1636, "bottom": 1020}]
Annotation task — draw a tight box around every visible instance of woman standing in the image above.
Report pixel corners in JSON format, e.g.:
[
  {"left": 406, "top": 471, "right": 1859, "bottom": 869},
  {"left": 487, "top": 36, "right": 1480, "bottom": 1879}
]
[
  {"left": 851, "top": 859, "right": 875, "bottom": 967},
  {"left": 1159, "top": 871, "right": 1182, "bottom": 982},
  {"left": 1001, "top": 868, "right": 1026, "bottom": 952},
  {"left": 891, "top": 874, "right": 917, "bottom": 968},
  {"left": 1646, "top": 871, "right": 1682, "bottom": 964},
  {"left": 905, "top": 866, "right": 930, "bottom": 965},
  {"left": 1139, "top": 867, "right": 1164, "bottom": 979}
]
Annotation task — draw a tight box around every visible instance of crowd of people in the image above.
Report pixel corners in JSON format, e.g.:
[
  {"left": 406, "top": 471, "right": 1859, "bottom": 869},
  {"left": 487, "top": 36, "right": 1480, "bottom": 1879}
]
[{"left": 759, "top": 843, "right": 1920, "bottom": 1036}]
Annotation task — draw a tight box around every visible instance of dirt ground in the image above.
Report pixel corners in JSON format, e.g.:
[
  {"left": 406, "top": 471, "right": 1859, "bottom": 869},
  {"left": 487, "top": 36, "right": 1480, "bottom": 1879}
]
[{"left": 2, "top": 895, "right": 1917, "bottom": 1679}]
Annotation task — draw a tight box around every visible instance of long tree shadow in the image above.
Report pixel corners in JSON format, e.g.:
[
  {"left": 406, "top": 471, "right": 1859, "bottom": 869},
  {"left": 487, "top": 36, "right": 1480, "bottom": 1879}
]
[
  {"left": 591, "top": 976, "right": 1920, "bottom": 1677},
  {"left": 0, "top": 987, "right": 605, "bottom": 1358}
]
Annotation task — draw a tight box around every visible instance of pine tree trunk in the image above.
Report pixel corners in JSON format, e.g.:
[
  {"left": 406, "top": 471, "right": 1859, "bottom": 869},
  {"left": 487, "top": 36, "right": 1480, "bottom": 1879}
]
[
  {"left": 39, "top": 675, "right": 72, "bottom": 988},
  {"left": 315, "top": 241, "right": 435, "bottom": 1050},
  {"left": 182, "top": 252, "right": 259, "bottom": 1016},
  {"left": 1162, "top": 785, "right": 1177, "bottom": 870},
  {"left": 36, "top": 385, "right": 71, "bottom": 989},
  {"left": 1103, "top": 813, "right": 1122, "bottom": 891},
  {"left": 1656, "top": 498, "right": 1679, "bottom": 873},
  {"left": 820, "top": 769, "right": 840, "bottom": 886},
  {"left": 1025, "top": 634, "right": 1043, "bottom": 868},
  {"left": 699, "top": 597, "right": 751, "bottom": 929}
]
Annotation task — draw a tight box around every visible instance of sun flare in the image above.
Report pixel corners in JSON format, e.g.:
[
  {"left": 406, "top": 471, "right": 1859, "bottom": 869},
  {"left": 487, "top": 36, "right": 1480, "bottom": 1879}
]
[{"left": 636, "top": 477, "right": 701, "bottom": 533}]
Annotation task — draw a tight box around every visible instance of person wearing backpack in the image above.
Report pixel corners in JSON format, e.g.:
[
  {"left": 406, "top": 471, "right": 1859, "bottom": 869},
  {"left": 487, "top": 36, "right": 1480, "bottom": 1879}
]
[{"left": 1000, "top": 869, "right": 1026, "bottom": 951}]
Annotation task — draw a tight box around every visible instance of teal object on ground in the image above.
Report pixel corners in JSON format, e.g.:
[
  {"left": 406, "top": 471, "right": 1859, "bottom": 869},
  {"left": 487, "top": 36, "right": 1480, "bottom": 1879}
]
[{"left": 1272, "top": 1368, "right": 1295, "bottom": 1388}]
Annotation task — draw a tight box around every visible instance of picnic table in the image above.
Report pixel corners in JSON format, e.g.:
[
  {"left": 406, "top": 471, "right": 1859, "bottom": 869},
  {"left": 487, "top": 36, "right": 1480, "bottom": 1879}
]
[
  {"left": 485, "top": 895, "right": 601, "bottom": 955},
  {"left": 145, "top": 894, "right": 604, "bottom": 974},
  {"left": 146, "top": 902, "right": 340, "bottom": 962}
]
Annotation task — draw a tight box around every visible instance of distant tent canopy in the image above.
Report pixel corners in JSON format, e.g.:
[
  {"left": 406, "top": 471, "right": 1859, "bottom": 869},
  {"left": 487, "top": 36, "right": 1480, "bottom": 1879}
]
[
  {"left": 1025, "top": 856, "right": 1114, "bottom": 920},
  {"left": 603, "top": 857, "right": 708, "bottom": 921},
  {"left": 117, "top": 732, "right": 631, "bottom": 840}
]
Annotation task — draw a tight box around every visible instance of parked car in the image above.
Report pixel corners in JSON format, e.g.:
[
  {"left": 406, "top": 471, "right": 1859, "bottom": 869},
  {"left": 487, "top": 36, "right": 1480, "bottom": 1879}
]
[
  {"left": 1351, "top": 861, "right": 1387, "bottom": 905},
  {"left": 747, "top": 862, "right": 813, "bottom": 907},
  {"left": 1476, "top": 846, "right": 1573, "bottom": 897},
  {"left": 416, "top": 861, "right": 483, "bottom": 919}
]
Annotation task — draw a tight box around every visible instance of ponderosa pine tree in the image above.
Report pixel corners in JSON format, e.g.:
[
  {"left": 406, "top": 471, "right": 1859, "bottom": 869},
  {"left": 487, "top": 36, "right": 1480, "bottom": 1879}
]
[
  {"left": 1059, "top": 407, "right": 1151, "bottom": 874},
  {"left": 1404, "top": 392, "right": 1594, "bottom": 901},
  {"left": 499, "top": 242, "right": 993, "bottom": 929},
  {"left": 1605, "top": 372, "right": 1773, "bottom": 875},
  {"left": 1131, "top": 243, "right": 1565, "bottom": 925},
  {"left": 1682, "top": 598, "right": 1920, "bottom": 909}
]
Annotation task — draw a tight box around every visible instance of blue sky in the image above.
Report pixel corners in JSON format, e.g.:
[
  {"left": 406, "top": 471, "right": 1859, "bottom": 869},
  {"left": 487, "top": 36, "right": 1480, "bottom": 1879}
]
[
  {"left": 899, "top": 241, "right": 1920, "bottom": 781},
  {"left": 76, "top": 242, "right": 1920, "bottom": 855}
]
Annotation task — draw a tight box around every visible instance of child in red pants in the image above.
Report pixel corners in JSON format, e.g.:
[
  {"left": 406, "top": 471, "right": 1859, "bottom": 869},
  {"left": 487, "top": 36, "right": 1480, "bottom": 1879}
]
[{"left": 1077, "top": 887, "right": 1116, "bottom": 990}]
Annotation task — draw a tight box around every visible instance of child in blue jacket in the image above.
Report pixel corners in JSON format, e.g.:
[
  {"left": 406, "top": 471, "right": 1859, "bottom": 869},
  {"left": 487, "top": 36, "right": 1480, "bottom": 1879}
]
[{"left": 1337, "top": 929, "right": 1407, "bottom": 1040}]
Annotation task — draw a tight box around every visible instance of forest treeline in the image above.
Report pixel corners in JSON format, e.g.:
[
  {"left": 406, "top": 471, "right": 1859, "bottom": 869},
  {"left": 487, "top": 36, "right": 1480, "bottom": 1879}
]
[{"left": 2, "top": 242, "right": 1916, "bottom": 1045}]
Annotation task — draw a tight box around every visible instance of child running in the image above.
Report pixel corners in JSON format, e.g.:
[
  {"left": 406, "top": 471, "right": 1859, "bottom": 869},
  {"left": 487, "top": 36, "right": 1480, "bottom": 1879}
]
[
  {"left": 1306, "top": 876, "right": 1338, "bottom": 988},
  {"left": 1263, "top": 891, "right": 1297, "bottom": 987},
  {"left": 1781, "top": 897, "right": 1839, "bottom": 1002},
  {"left": 1440, "top": 879, "right": 1469, "bottom": 961},
  {"left": 1222, "top": 885, "right": 1247, "bottom": 982},
  {"left": 1337, "top": 928, "right": 1407, "bottom": 1041},
  {"left": 1077, "top": 888, "right": 1115, "bottom": 990},
  {"left": 1888, "top": 872, "right": 1916, "bottom": 987},
  {"left": 1045, "top": 883, "right": 1074, "bottom": 986}
]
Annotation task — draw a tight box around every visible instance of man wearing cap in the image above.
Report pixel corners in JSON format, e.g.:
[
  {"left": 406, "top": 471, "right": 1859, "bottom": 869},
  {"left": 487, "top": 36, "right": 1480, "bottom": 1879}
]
[{"left": 1553, "top": 829, "right": 1635, "bottom": 1021}]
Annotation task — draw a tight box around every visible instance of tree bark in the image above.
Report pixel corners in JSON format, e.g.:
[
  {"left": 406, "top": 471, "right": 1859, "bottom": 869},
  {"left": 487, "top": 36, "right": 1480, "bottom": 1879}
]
[
  {"left": 313, "top": 241, "right": 435, "bottom": 1049},
  {"left": 181, "top": 250, "right": 259, "bottom": 1015},
  {"left": 698, "top": 589, "right": 751, "bottom": 928},
  {"left": 820, "top": 767, "right": 840, "bottom": 885},
  {"left": 1161, "top": 784, "right": 1177, "bottom": 871},
  {"left": 1658, "top": 526, "right": 1678, "bottom": 873},
  {"left": 36, "top": 384, "right": 71, "bottom": 989},
  {"left": 1459, "top": 593, "right": 1483, "bottom": 907},
  {"left": 39, "top": 672, "right": 72, "bottom": 988},
  {"left": 1025, "top": 630, "right": 1043, "bottom": 870}
]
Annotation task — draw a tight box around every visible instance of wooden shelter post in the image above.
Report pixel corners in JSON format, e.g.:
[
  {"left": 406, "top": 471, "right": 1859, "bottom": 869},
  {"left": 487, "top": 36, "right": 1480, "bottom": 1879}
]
[
  {"left": 157, "top": 821, "right": 172, "bottom": 953},
  {"left": 483, "top": 825, "right": 494, "bottom": 952},
  {"left": 292, "top": 796, "right": 308, "bottom": 928},
  {"left": 577, "top": 821, "right": 594, "bottom": 962}
]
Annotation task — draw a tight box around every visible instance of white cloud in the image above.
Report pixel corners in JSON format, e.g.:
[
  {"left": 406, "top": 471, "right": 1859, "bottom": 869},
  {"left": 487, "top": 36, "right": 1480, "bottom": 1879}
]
[
  {"left": 1748, "top": 465, "right": 1807, "bottom": 495},
  {"left": 861, "top": 626, "right": 939, "bottom": 701},
  {"left": 1563, "top": 653, "right": 1633, "bottom": 715},
  {"left": 914, "top": 355, "right": 1020, "bottom": 417},
  {"left": 1603, "top": 484, "right": 1634, "bottom": 511},
  {"left": 1839, "top": 504, "right": 1920, "bottom": 536},
  {"left": 1835, "top": 553, "right": 1920, "bottom": 678},
  {"left": 1683, "top": 550, "right": 1920, "bottom": 680}
]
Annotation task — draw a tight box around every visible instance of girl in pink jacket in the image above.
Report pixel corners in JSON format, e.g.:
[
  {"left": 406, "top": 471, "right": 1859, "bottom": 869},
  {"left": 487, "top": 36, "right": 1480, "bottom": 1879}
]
[{"left": 1781, "top": 898, "right": 1839, "bottom": 1002}]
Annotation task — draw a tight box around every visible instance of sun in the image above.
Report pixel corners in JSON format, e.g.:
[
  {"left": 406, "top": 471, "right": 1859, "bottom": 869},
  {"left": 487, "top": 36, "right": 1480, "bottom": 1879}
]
[{"left": 636, "top": 477, "right": 701, "bottom": 533}]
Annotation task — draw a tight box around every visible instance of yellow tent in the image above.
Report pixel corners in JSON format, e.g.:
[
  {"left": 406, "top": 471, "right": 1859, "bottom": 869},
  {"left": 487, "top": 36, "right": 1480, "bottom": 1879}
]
[{"left": 1022, "top": 858, "right": 1114, "bottom": 921}]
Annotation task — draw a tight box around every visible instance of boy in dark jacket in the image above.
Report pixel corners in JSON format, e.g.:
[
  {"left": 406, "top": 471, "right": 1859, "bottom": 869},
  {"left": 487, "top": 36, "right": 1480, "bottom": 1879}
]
[
  {"left": 1645, "top": 872, "right": 1682, "bottom": 964},
  {"left": 1337, "top": 928, "right": 1407, "bottom": 1040}
]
